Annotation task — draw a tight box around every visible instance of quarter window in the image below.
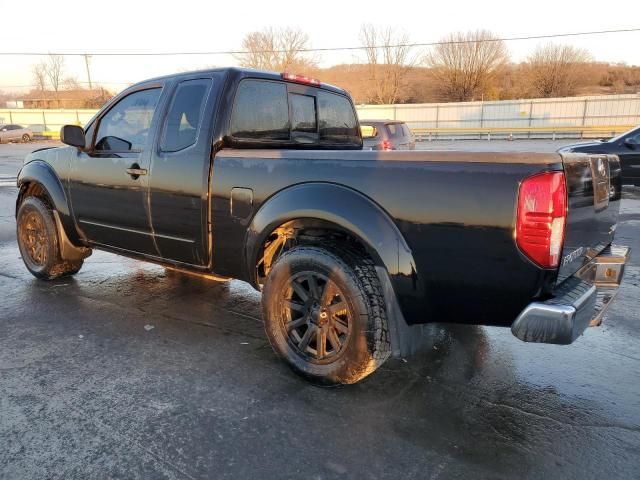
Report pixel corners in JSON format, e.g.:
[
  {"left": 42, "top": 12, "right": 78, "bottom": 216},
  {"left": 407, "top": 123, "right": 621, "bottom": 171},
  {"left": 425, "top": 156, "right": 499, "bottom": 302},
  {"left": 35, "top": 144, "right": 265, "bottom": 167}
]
[
  {"left": 95, "top": 88, "right": 161, "bottom": 151},
  {"left": 230, "top": 80, "right": 289, "bottom": 140},
  {"left": 161, "top": 79, "right": 211, "bottom": 152}
]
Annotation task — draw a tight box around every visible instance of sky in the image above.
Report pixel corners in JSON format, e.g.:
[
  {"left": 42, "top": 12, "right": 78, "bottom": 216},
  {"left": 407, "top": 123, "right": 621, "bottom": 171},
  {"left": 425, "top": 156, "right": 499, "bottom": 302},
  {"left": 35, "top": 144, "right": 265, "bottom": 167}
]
[{"left": 0, "top": 0, "right": 638, "bottom": 94}]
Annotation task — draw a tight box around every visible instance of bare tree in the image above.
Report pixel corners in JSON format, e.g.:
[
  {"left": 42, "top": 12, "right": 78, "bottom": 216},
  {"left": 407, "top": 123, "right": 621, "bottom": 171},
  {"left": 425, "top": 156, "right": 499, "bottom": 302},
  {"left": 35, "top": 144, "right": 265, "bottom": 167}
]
[
  {"left": 234, "top": 27, "right": 316, "bottom": 72},
  {"left": 31, "top": 62, "right": 47, "bottom": 102},
  {"left": 525, "top": 43, "right": 592, "bottom": 97},
  {"left": 45, "top": 54, "right": 65, "bottom": 97},
  {"left": 64, "top": 76, "right": 82, "bottom": 90},
  {"left": 425, "top": 30, "right": 509, "bottom": 101},
  {"left": 360, "top": 24, "right": 415, "bottom": 104},
  {"left": 32, "top": 62, "right": 48, "bottom": 93}
]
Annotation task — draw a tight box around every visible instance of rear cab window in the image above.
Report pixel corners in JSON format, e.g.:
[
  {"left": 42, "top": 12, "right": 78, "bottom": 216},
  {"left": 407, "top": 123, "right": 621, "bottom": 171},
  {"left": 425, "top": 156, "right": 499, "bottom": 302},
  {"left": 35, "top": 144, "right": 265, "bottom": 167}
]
[
  {"left": 229, "top": 78, "right": 361, "bottom": 148},
  {"left": 230, "top": 80, "right": 290, "bottom": 140}
]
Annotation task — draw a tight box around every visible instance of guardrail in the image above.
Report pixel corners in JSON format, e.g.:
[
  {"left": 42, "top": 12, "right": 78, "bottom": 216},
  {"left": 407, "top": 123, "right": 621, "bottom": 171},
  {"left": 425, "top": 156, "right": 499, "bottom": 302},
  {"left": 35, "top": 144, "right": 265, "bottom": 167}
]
[
  {"left": 40, "top": 130, "right": 61, "bottom": 139},
  {"left": 412, "top": 125, "right": 635, "bottom": 141},
  {"left": 39, "top": 125, "right": 635, "bottom": 143}
]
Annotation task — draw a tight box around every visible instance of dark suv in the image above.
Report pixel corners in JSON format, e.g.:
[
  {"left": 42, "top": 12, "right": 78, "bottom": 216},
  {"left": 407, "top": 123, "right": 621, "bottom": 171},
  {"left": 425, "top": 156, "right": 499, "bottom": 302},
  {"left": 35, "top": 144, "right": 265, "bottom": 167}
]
[{"left": 361, "top": 120, "right": 415, "bottom": 150}]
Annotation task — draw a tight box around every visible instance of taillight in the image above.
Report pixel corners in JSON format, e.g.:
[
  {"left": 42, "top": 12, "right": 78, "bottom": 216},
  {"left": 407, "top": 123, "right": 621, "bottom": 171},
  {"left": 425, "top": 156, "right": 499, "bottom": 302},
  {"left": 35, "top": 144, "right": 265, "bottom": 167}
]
[
  {"left": 281, "top": 72, "right": 321, "bottom": 86},
  {"left": 381, "top": 140, "right": 392, "bottom": 151},
  {"left": 516, "top": 171, "right": 567, "bottom": 268}
]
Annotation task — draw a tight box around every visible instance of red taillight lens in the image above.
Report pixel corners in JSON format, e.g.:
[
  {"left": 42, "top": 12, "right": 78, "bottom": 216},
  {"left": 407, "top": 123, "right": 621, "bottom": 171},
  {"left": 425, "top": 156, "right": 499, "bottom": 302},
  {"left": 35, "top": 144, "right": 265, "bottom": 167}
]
[
  {"left": 281, "top": 72, "right": 321, "bottom": 86},
  {"left": 381, "top": 140, "right": 392, "bottom": 151},
  {"left": 516, "top": 171, "right": 567, "bottom": 268}
]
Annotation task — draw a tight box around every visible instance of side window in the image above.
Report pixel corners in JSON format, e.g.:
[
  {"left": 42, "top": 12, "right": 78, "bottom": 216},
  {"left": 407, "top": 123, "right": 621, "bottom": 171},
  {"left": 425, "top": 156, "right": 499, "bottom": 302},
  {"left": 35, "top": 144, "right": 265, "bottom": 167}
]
[
  {"left": 402, "top": 124, "right": 412, "bottom": 137},
  {"left": 317, "top": 91, "right": 359, "bottom": 144},
  {"left": 290, "top": 94, "right": 317, "bottom": 134},
  {"left": 95, "top": 88, "right": 161, "bottom": 152},
  {"left": 230, "top": 80, "right": 289, "bottom": 140},
  {"left": 161, "top": 79, "right": 211, "bottom": 152}
]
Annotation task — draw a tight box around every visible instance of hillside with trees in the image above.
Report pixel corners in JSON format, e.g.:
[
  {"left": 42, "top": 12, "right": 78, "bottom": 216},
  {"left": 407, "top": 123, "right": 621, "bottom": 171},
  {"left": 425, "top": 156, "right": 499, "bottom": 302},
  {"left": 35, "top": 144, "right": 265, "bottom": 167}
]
[
  {"left": 235, "top": 26, "right": 640, "bottom": 105},
  {"left": 2, "top": 27, "right": 639, "bottom": 109}
]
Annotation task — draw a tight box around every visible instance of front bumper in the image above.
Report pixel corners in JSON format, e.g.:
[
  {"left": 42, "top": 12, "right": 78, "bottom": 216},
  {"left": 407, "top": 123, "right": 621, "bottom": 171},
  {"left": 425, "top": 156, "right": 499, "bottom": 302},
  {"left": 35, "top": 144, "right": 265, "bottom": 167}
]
[{"left": 511, "top": 245, "right": 630, "bottom": 344}]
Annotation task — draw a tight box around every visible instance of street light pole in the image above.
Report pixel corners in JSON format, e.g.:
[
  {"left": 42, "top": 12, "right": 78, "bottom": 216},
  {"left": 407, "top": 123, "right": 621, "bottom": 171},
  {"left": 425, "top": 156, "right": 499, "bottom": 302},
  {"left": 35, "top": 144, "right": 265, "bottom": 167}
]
[{"left": 84, "top": 54, "right": 93, "bottom": 90}]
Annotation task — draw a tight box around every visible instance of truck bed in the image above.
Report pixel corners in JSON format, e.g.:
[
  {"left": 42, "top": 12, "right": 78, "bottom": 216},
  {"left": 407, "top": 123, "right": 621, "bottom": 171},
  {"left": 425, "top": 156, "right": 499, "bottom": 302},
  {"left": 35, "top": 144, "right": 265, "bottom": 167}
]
[{"left": 211, "top": 149, "right": 605, "bottom": 327}]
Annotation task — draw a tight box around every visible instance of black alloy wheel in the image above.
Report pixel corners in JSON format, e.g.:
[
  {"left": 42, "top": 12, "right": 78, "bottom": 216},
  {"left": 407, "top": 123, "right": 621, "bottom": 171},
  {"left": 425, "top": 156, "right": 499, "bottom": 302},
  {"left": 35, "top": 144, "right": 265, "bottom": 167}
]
[{"left": 281, "top": 271, "right": 352, "bottom": 364}]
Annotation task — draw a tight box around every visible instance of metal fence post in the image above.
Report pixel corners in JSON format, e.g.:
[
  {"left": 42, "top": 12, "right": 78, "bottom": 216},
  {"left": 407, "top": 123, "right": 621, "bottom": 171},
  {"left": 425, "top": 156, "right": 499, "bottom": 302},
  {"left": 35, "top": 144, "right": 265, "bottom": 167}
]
[
  {"left": 581, "top": 99, "right": 588, "bottom": 139},
  {"left": 435, "top": 105, "right": 439, "bottom": 140},
  {"left": 42, "top": 111, "right": 47, "bottom": 132},
  {"left": 9, "top": 111, "right": 13, "bottom": 123},
  {"left": 528, "top": 101, "right": 533, "bottom": 139},
  {"left": 480, "top": 101, "right": 484, "bottom": 140}
]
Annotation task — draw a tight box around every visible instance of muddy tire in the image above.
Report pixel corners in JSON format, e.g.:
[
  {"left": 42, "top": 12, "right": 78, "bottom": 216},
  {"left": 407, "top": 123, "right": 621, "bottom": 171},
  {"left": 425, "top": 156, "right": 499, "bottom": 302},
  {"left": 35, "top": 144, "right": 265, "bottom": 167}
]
[
  {"left": 262, "top": 245, "right": 390, "bottom": 385},
  {"left": 16, "top": 197, "right": 83, "bottom": 279}
]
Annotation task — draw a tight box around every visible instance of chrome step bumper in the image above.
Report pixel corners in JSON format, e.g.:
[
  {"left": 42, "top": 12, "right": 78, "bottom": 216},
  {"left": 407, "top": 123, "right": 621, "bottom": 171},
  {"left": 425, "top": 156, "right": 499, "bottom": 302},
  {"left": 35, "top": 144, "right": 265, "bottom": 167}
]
[{"left": 511, "top": 245, "right": 630, "bottom": 344}]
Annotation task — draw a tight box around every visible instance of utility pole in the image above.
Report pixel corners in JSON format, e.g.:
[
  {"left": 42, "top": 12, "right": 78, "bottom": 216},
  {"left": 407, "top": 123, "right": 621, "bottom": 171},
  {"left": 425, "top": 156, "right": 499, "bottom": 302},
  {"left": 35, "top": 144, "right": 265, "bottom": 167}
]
[{"left": 83, "top": 54, "right": 93, "bottom": 90}]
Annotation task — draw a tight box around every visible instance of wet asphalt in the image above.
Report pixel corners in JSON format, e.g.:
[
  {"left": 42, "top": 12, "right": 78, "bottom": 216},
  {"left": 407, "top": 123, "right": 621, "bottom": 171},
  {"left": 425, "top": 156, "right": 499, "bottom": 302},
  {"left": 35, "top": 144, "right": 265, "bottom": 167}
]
[{"left": 1, "top": 142, "right": 639, "bottom": 479}]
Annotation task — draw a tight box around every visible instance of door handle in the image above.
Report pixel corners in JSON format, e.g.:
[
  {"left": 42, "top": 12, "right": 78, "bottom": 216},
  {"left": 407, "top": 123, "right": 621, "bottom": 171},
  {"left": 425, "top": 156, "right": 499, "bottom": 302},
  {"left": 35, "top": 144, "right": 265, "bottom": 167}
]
[{"left": 126, "top": 166, "right": 147, "bottom": 178}]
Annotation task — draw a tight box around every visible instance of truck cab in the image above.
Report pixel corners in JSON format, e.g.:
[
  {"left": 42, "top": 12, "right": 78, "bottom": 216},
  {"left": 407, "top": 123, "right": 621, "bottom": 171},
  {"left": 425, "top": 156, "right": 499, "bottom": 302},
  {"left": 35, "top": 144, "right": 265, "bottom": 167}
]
[{"left": 41, "top": 68, "right": 361, "bottom": 268}]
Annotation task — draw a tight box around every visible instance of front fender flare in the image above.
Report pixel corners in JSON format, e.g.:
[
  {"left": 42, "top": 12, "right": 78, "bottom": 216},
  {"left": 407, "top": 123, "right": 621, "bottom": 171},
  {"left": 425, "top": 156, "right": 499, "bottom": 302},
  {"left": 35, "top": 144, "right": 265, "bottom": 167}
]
[{"left": 17, "top": 160, "right": 83, "bottom": 247}]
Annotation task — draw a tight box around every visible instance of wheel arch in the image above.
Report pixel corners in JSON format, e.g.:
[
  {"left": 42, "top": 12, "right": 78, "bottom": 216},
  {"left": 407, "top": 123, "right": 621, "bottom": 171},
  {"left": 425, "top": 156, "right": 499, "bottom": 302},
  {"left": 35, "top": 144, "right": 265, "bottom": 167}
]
[
  {"left": 17, "top": 160, "right": 85, "bottom": 250},
  {"left": 245, "top": 182, "right": 417, "bottom": 288}
]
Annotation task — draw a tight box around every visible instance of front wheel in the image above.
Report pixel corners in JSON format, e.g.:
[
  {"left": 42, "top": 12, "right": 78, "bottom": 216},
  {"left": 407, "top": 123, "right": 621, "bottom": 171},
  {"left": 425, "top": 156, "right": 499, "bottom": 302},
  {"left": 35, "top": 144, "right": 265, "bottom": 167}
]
[
  {"left": 17, "top": 197, "right": 83, "bottom": 279},
  {"left": 262, "top": 245, "right": 390, "bottom": 385},
  {"left": 22, "top": 134, "right": 31, "bottom": 143}
]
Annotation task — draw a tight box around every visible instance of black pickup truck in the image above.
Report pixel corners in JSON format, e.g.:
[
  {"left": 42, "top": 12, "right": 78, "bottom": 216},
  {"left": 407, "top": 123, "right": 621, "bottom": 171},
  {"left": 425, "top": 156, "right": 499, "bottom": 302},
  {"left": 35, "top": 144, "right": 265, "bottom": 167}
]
[{"left": 16, "top": 68, "right": 630, "bottom": 384}]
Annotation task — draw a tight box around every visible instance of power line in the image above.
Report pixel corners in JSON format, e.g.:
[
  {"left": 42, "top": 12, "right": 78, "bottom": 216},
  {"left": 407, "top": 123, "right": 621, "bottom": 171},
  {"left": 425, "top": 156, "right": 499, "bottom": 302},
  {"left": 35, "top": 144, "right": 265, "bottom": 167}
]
[
  {"left": 0, "top": 81, "right": 132, "bottom": 89},
  {"left": 0, "top": 28, "right": 638, "bottom": 57}
]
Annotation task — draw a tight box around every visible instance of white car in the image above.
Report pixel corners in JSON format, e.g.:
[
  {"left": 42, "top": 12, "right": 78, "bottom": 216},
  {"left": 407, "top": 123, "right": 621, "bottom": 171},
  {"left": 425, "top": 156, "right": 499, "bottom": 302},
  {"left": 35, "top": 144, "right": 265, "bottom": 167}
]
[{"left": 0, "top": 124, "right": 33, "bottom": 143}]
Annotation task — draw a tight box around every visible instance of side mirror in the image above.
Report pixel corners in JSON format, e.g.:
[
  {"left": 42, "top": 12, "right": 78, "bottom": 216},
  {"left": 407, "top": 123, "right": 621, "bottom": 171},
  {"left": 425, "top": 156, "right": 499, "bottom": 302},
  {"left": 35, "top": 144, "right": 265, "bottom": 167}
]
[
  {"left": 624, "top": 137, "right": 637, "bottom": 149},
  {"left": 60, "top": 125, "right": 86, "bottom": 149}
]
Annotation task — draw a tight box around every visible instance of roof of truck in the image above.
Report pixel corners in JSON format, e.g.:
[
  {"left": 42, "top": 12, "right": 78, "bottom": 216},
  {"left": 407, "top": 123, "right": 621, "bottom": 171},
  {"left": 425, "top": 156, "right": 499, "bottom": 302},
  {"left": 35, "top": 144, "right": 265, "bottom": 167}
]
[{"left": 132, "top": 67, "right": 348, "bottom": 95}]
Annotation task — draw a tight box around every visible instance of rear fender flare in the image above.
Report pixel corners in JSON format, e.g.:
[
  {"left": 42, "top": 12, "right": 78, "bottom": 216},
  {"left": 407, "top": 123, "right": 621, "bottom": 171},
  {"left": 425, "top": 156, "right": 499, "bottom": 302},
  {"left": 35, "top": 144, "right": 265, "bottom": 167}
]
[{"left": 245, "top": 183, "right": 420, "bottom": 326}]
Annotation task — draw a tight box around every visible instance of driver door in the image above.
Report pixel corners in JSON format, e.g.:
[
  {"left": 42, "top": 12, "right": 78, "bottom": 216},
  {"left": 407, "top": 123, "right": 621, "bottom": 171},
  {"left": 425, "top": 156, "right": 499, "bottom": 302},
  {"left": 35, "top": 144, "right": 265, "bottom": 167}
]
[{"left": 69, "top": 86, "right": 163, "bottom": 255}]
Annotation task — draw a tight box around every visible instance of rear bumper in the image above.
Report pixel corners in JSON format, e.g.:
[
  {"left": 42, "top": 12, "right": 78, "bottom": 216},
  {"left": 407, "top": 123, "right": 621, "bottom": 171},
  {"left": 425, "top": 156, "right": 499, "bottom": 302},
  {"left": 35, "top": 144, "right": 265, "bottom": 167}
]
[{"left": 511, "top": 245, "right": 630, "bottom": 344}]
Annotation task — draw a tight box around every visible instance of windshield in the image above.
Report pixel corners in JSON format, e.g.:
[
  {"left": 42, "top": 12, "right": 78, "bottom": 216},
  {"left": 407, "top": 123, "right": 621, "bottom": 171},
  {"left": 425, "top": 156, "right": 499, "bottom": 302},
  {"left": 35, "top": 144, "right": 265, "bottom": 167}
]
[{"left": 608, "top": 127, "right": 639, "bottom": 143}]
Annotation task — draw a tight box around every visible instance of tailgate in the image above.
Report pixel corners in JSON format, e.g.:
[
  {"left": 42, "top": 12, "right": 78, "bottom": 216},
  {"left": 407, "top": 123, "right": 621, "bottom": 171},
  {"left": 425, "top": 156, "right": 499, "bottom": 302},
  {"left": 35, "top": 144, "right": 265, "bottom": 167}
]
[{"left": 557, "top": 153, "right": 622, "bottom": 283}]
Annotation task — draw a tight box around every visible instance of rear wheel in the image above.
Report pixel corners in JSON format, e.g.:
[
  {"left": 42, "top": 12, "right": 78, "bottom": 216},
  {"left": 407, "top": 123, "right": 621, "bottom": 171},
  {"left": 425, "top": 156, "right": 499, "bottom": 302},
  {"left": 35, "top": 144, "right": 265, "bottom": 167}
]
[
  {"left": 262, "top": 245, "right": 390, "bottom": 385},
  {"left": 22, "top": 134, "right": 31, "bottom": 143},
  {"left": 16, "top": 197, "right": 83, "bottom": 279}
]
